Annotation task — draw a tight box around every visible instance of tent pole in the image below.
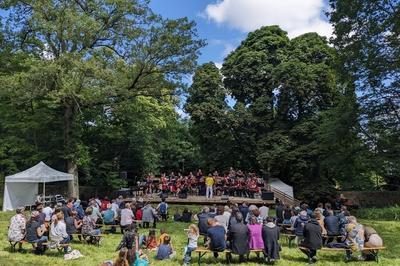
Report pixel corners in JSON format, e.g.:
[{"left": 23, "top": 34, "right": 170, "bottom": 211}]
[{"left": 43, "top": 182, "right": 46, "bottom": 203}]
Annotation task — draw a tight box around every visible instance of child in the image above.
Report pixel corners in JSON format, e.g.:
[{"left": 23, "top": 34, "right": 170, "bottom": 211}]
[
  {"left": 158, "top": 228, "right": 169, "bottom": 245},
  {"left": 156, "top": 235, "right": 175, "bottom": 260},
  {"left": 114, "top": 248, "right": 129, "bottom": 266},
  {"left": 140, "top": 229, "right": 157, "bottom": 251},
  {"left": 116, "top": 224, "right": 138, "bottom": 265},
  {"left": 183, "top": 224, "right": 199, "bottom": 266}
]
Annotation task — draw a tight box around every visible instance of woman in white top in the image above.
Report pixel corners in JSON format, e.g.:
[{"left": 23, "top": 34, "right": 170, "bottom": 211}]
[
  {"left": 120, "top": 203, "right": 135, "bottom": 232},
  {"left": 50, "top": 212, "right": 70, "bottom": 253}
]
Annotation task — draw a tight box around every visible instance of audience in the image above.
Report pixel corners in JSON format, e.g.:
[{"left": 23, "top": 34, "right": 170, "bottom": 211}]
[
  {"left": 116, "top": 224, "right": 138, "bottom": 265},
  {"left": 299, "top": 214, "right": 323, "bottom": 264},
  {"left": 324, "top": 210, "right": 340, "bottom": 243},
  {"left": 8, "top": 207, "right": 26, "bottom": 250},
  {"left": 142, "top": 204, "right": 157, "bottom": 229},
  {"left": 156, "top": 235, "right": 175, "bottom": 260},
  {"left": 82, "top": 207, "right": 101, "bottom": 236},
  {"left": 181, "top": 208, "right": 193, "bottom": 223},
  {"left": 120, "top": 203, "right": 135, "bottom": 233},
  {"left": 262, "top": 216, "right": 281, "bottom": 263},
  {"left": 206, "top": 218, "right": 226, "bottom": 258},
  {"left": 102, "top": 204, "right": 117, "bottom": 233},
  {"left": 50, "top": 212, "right": 70, "bottom": 254},
  {"left": 227, "top": 213, "right": 249, "bottom": 262},
  {"left": 26, "top": 211, "right": 48, "bottom": 254}
]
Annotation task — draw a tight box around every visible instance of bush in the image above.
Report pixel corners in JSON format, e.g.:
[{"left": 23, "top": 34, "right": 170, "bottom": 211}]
[{"left": 355, "top": 206, "right": 400, "bottom": 221}]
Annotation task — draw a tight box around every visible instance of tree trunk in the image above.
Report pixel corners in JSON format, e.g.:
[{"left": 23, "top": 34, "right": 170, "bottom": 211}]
[{"left": 64, "top": 102, "right": 79, "bottom": 198}]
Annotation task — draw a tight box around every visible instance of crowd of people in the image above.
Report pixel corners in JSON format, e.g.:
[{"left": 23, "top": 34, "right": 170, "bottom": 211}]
[
  {"left": 142, "top": 168, "right": 265, "bottom": 199},
  {"left": 7, "top": 195, "right": 384, "bottom": 265}
]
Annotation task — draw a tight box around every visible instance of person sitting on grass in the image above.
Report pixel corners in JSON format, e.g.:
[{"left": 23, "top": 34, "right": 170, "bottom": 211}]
[
  {"left": 181, "top": 208, "right": 193, "bottom": 223},
  {"left": 262, "top": 216, "right": 281, "bottom": 264},
  {"left": 158, "top": 228, "right": 169, "bottom": 245},
  {"left": 298, "top": 214, "right": 322, "bottom": 264},
  {"left": 26, "top": 211, "right": 48, "bottom": 254},
  {"left": 8, "top": 207, "right": 26, "bottom": 251},
  {"left": 116, "top": 224, "right": 138, "bottom": 266},
  {"left": 206, "top": 218, "right": 226, "bottom": 258},
  {"left": 114, "top": 247, "right": 129, "bottom": 266},
  {"left": 227, "top": 213, "right": 250, "bottom": 263},
  {"left": 50, "top": 212, "right": 71, "bottom": 254},
  {"left": 82, "top": 207, "right": 101, "bottom": 237},
  {"left": 183, "top": 224, "right": 200, "bottom": 266},
  {"left": 102, "top": 203, "right": 117, "bottom": 233},
  {"left": 156, "top": 235, "right": 176, "bottom": 260},
  {"left": 65, "top": 210, "right": 82, "bottom": 240},
  {"left": 140, "top": 229, "right": 158, "bottom": 251}
]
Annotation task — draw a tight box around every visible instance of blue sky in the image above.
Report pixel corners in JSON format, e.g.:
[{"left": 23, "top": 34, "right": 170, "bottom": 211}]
[{"left": 150, "top": 0, "right": 332, "bottom": 67}]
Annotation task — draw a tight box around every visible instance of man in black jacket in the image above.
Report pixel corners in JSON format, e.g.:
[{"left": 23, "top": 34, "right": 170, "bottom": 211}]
[
  {"left": 196, "top": 206, "right": 215, "bottom": 243},
  {"left": 324, "top": 210, "right": 340, "bottom": 243},
  {"left": 299, "top": 215, "right": 322, "bottom": 264},
  {"left": 227, "top": 213, "right": 250, "bottom": 262}
]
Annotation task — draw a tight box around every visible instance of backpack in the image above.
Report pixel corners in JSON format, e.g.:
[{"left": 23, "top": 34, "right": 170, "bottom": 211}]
[{"left": 159, "top": 202, "right": 167, "bottom": 214}]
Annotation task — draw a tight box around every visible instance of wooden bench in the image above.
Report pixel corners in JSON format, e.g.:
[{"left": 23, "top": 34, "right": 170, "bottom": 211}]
[
  {"left": 71, "top": 233, "right": 103, "bottom": 246},
  {"left": 299, "top": 246, "right": 386, "bottom": 263},
  {"left": 320, "top": 246, "right": 386, "bottom": 263},
  {"left": 195, "top": 248, "right": 231, "bottom": 265},
  {"left": 9, "top": 240, "right": 70, "bottom": 253},
  {"left": 281, "top": 233, "right": 296, "bottom": 248}
]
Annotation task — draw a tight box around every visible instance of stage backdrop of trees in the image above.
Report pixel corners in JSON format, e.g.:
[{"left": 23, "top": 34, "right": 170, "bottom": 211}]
[{"left": 0, "top": 0, "right": 398, "bottom": 199}]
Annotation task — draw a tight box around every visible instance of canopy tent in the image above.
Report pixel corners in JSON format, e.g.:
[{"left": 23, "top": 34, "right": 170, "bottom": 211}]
[
  {"left": 2, "top": 161, "right": 73, "bottom": 211},
  {"left": 268, "top": 178, "right": 294, "bottom": 198}
]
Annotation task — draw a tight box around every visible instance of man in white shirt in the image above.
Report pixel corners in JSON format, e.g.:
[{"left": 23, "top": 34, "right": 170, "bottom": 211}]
[
  {"left": 111, "top": 199, "right": 120, "bottom": 219},
  {"left": 42, "top": 203, "right": 54, "bottom": 222}
]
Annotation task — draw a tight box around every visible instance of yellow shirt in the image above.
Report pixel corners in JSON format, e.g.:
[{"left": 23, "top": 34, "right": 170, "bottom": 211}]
[{"left": 205, "top": 176, "right": 215, "bottom": 186}]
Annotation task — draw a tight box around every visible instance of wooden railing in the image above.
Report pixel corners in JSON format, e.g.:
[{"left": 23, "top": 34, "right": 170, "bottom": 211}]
[{"left": 267, "top": 184, "right": 300, "bottom": 206}]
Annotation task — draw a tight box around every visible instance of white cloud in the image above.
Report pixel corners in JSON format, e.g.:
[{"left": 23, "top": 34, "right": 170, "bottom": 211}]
[{"left": 204, "top": 0, "right": 332, "bottom": 38}]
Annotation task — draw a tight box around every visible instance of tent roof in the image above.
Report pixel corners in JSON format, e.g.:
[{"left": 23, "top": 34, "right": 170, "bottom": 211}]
[
  {"left": 5, "top": 161, "right": 73, "bottom": 183},
  {"left": 268, "top": 178, "right": 294, "bottom": 198}
]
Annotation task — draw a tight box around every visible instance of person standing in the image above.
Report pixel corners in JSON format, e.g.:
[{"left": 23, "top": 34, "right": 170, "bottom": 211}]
[{"left": 205, "top": 175, "right": 215, "bottom": 199}]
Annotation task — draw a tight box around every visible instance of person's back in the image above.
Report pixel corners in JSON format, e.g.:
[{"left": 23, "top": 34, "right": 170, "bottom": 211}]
[
  {"left": 215, "top": 214, "right": 229, "bottom": 231},
  {"left": 142, "top": 205, "right": 154, "bottom": 223},
  {"left": 207, "top": 225, "right": 226, "bottom": 251},
  {"left": 303, "top": 219, "right": 322, "bottom": 250},
  {"left": 181, "top": 210, "right": 192, "bottom": 223},
  {"left": 248, "top": 222, "right": 264, "bottom": 250},
  {"left": 156, "top": 243, "right": 172, "bottom": 260},
  {"left": 65, "top": 216, "right": 76, "bottom": 235},
  {"left": 262, "top": 218, "right": 281, "bottom": 261},
  {"left": 238, "top": 204, "right": 249, "bottom": 223},
  {"left": 259, "top": 205, "right": 269, "bottom": 221},
  {"left": 275, "top": 204, "right": 284, "bottom": 223},
  {"left": 229, "top": 219, "right": 250, "bottom": 256},
  {"left": 26, "top": 220, "right": 40, "bottom": 242},
  {"left": 294, "top": 212, "right": 309, "bottom": 236},
  {"left": 197, "top": 211, "right": 212, "bottom": 235},
  {"left": 43, "top": 206, "right": 53, "bottom": 222},
  {"left": 8, "top": 213, "right": 26, "bottom": 242},
  {"left": 324, "top": 214, "right": 339, "bottom": 236},
  {"left": 120, "top": 208, "right": 134, "bottom": 226},
  {"left": 103, "top": 209, "right": 115, "bottom": 224}
]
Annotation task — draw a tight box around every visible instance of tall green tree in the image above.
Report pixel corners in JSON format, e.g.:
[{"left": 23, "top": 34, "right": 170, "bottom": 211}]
[
  {"left": 329, "top": 0, "right": 400, "bottom": 188},
  {"left": 1, "top": 0, "right": 204, "bottom": 195}
]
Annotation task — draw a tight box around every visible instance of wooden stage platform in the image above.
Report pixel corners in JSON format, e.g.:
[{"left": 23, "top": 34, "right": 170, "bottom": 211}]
[{"left": 125, "top": 194, "right": 273, "bottom": 206}]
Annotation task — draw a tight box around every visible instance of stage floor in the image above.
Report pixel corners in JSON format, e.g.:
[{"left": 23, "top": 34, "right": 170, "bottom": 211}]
[{"left": 126, "top": 194, "right": 273, "bottom": 206}]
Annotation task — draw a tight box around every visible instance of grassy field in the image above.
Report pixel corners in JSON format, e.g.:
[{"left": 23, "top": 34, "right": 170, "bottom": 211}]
[{"left": 0, "top": 205, "right": 399, "bottom": 266}]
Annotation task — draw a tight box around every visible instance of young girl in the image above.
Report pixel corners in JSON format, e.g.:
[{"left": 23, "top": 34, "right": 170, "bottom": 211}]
[
  {"left": 114, "top": 248, "right": 129, "bottom": 266},
  {"left": 140, "top": 229, "right": 157, "bottom": 251},
  {"left": 183, "top": 224, "right": 199, "bottom": 266}
]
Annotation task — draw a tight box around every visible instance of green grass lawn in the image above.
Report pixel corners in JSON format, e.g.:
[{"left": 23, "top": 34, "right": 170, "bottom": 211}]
[{"left": 0, "top": 205, "right": 399, "bottom": 266}]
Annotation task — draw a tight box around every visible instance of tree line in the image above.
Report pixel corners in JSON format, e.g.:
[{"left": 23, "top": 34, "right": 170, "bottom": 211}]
[{"left": 0, "top": 0, "right": 398, "bottom": 199}]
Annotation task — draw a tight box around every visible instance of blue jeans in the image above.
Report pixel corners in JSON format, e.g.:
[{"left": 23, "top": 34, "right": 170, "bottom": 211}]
[
  {"left": 60, "top": 236, "right": 70, "bottom": 253},
  {"left": 30, "top": 235, "right": 48, "bottom": 245},
  {"left": 183, "top": 246, "right": 197, "bottom": 264}
]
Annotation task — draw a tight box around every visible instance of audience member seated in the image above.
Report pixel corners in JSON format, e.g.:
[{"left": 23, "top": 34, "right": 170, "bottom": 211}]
[
  {"left": 65, "top": 210, "right": 82, "bottom": 240},
  {"left": 140, "top": 229, "right": 158, "bottom": 251},
  {"left": 206, "top": 218, "right": 226, "bottom": 258},
  {"left": 50, "top": 212, "right": 70, "bottom": 254},
  {"left": 248, "top": 216, "right": 264, "bottom": 253},
  {"left": 116, "top": 224, "right": 138, "bottom": 265},
  {"left": 196, "top": 206, "right": 215, "bottom": 242},
  {"left": 299, "top": 215, "right": 322, "bottom": 264},
  {"left": 89, "top": 200, "right": 103, "bottom": 224},
  {"left": 262, "top": 216, "right": 281, "bottom": 264},
  {"left": 8, "top": 207, "right": 26, "bottom": 251},
  {"left": 275, "top": 200, "right": 284, "bottom": 224},
  {"left": 314, "top": 210, "right": 327, "bottom": 236},
  {"left": 239, "top": 202, "right": 249, "bottom": 224},
  {"left": 181, "top": 208, "right": 193, "bottom": 223},
  {"left": 43, "top": 203, "right": 54, "bottom": 223},
  {"left": 215, "top": 205, "right": 229, "bottom": 231},
  {"left": 82, "top": 207, "right": 101, "bottom": 237},
  {"left": 102, "top": 204, "right": 117, "bottom": 233},
  {"left": 227, "top": 213, "right": 249, "bottom": 263},
  {"left": 324, "top": 210, "right": 340, "bottom": 243},
  {"left": 362, "top": 226, "right": 383, "bottom": 261},
  {"left": 294, "top": 211, "right": 309, "bottom": 244},
  {"left": 158, "top": 228, "right": 169, "bottom": 245},
  {"left": 156, "top": 236, "right": 175, "bottom": 260},
  {"left": 35, "top": 203, "right": 46, "bottom": 225},
  {"left": 26, "top": 211, "right": 48, "bottom": 254},
  {"left": 282, "top": 205, "right": 293, "bottom": 225},
  {"left": 120, "top": 203, "right": 135, "bottom": 233},
  {"left": 259, "top": 203, "right": 269, "bottom": 222},
  {"left": 113, "top": 247, "right": 130, "bottom": 266},
  {"left": 183, "top": 224, "right": 199, "bottom": 266},
  {"left": 73, "top": 199, "right": 85, "bottom": 220}
]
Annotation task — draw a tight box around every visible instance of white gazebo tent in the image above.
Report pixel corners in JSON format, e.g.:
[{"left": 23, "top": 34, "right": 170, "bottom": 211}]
[{"left": 2, "top": 161, "right": 73, "bottom": 211}]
